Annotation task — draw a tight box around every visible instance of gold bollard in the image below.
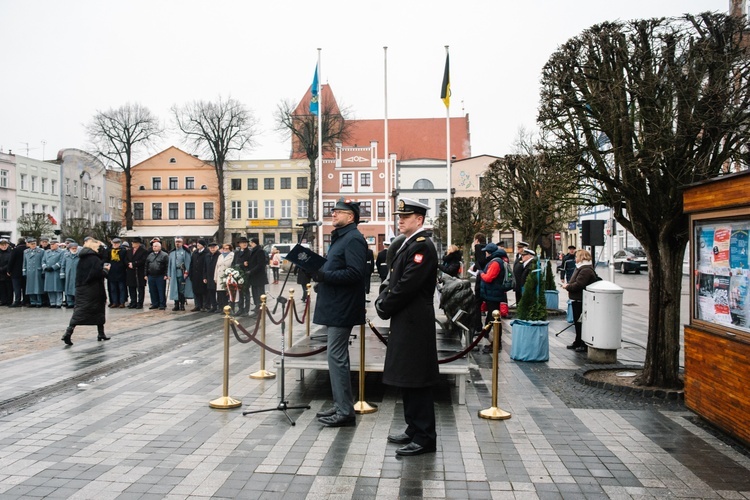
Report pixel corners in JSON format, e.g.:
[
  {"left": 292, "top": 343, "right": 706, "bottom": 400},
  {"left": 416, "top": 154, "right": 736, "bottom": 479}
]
[
  {"left": 305, "top": 283, "right": 312, "bottom": 336},
  {"left": 250, "top": 295, "right": 275, "bottom": 379},
  {"left": 479, "top": 310, "right": 511, "bottom": 420},
  {"left": 209, "top": 306, "right": 243, "bottom": 409},
  {"left": 354, "top": 323, "right": 377, "bottom": 414},
  {"left": 287, "top": 289, "right": 295, "bottom": 347}
]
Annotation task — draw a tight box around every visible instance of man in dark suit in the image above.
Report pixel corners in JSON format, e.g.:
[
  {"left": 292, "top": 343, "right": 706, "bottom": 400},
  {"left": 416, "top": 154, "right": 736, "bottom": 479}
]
[
  {"left": 246, "top": 237, "right": 268, "bottom": 316},
  {"left": 126, "top": 237, "right": 147, "bottom": 309},
  {"left": 376, "top": 198, "right": 439, "bottom": 456},
  {"left": 233, "top": 237, "right": 252, "bottom": 314}
]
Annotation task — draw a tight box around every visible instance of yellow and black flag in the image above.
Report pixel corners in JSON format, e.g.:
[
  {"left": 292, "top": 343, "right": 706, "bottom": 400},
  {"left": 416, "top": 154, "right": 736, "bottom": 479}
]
[{"left": 440, "top": 52, "right": 450, "bottom": 108}]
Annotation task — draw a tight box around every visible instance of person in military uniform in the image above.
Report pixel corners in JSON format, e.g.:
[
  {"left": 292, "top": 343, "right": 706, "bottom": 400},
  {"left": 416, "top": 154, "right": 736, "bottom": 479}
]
[
  {"left": 23, "top": 238, "right": 45, "bottom": 307},
  {"left": 312, "top": 198, "right": 368, "bottom": 428},
  {"left": 512, "top": 240, "right": 529, "bottom": 304},
  {"left": 168, "top": 237, "right": 193, "bottom": 311},
  {"left": 375, "top": 198, "right": 439, "bottom": 456},
  {"left": 42, "top": 239, "right": 65, "bottom": 307},
  {"left": 60, "top": 242, "right": 80, "bottom": 308}
]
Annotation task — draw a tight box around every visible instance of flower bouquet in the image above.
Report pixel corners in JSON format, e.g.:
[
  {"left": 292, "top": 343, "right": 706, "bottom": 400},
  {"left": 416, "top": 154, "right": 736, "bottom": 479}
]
[{"left": 220, "top": 266, "right": 245, "bottom": 304}]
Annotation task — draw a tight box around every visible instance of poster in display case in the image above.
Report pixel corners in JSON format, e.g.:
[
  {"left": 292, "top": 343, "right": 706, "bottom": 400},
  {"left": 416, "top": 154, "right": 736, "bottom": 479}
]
[{"left": 693, "top": 218, "right": 750, "bottom": 332}]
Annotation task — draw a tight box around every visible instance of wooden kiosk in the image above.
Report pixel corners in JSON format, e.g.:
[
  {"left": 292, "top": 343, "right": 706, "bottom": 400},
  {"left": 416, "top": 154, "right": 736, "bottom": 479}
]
[{"left": 683, "top": 171, "right": 750, "bottom": 447}]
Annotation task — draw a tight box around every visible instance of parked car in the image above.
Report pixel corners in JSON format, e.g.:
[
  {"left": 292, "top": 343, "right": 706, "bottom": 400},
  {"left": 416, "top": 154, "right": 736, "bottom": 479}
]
[{"left": 612, "top": 247, "right": 648, "bottom": 274}]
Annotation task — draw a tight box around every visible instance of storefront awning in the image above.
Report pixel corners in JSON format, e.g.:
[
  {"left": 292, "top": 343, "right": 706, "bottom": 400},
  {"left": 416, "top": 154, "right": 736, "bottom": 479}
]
[{"left": 121, "top": 225, "right": 219, "bottom": 238}]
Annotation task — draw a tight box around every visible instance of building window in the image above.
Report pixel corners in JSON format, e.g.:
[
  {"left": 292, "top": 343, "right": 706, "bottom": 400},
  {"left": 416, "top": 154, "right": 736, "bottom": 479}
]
[
  {"left": 152, "top": 177, "right": 161, "bottom": 190},
  {"left": 280, "top": 177, "right": 292, "bottom": 189},
  {"left": 341, "top": 173, "right": 353, "bottom": 187},
  {"left": 231, "top": 178, "right": 241, "bottom": 190},
  {"left": 435, "top": 198, "right": 446, "bottom": 214},
  {"left": 231, "top": 201, "right": 241, "bottom": 219},
  {"left": 21, "top": 202, "right": 28, "bottom": 215},
  {"left": 31, "top": 176, "right": 37, "bottom": 192},
  {"left": 20, "top": 174, "right": 27, "bottom": 190},
  {"left": 32, "top": 203, "right": 38, "bottom": 213},
  {"left": 168, "top": 203, "right": 178, "bottom": 219},
  {"left": 264, "top": 178, "right": 274, "bottom": 190},
  {"left": 169, "top": 177, "right": 178, "bottom": 190},
  {"left": 248, "top": 178, "right": 258, "bottom": 190},
  {"left": 134, "top": 202, "right": 144, "bottom": 220},
  {"left": 247, "top": 200, "right": 258, "bottom": 219},
  {"left": 42, "top": 204, "right": 47, "bottom": 214},
  {"left": 297, "top": 177, "right": 308, "bottom": 189},
  {"left": 185, "top": 202, "right": 195, "bottom": 219},
  {"left": 0, "top": 169, "right": 8, "bottom": 188},
  {"left": 281, "top": 199, "right": 291, "bottom": 218},
  {"left": 83, "top": 183, "right": 89, "bottom": 200},
  {"left": 297, "top": 199, "right": 309, "bottom": 219},
  {"left": 279, "top": 232, "right": 293, "bottom": 244},
  {"left": 414, "top": 179, "right": 434, "bottom": 189},
  {"left": 377, "top": 201, "right": 386, "bottom": 217},
  {"left": 361, "top": 201, "right": 372, "bottom": 218},
  {"left": 323, "top": 201, "right": 335, "bottom": 217},
  {"left": 97, "top": 186, "right": 102, "bottom": 202},
  {"left": 419, "top": 198, "right": 429, "bottom": 207},
  {"left": 264, "top": 200, "right": 275, "bottom": 218},
  {"left": 1, "top": 200, "right": 8, "bottom": 220},
  {"left": 73, "top": 180, "right": 78, "bottom": 197},
  {"left": 360, "top": 173, "right": 371, "bottom": 187},
  {"left": 152, "top": 203, "right": 162, "bottom": 220},
  {"left": 41, "top": 178, "right": 47, "bottom": 193},
  {"left": 203, "top": 202, "right": 214, "bottom": 220},
  {"left": 186, "top": 177, "right": 195, "bottom": 190},
  {"left": 51, "top": 205, "right": 57, "bottom": 216},
  {"left": 51, "top": 179, "right": 57, "bottom": 195},
  {"left": 65, "top": 178, "right": 70, "bottom": 195}
]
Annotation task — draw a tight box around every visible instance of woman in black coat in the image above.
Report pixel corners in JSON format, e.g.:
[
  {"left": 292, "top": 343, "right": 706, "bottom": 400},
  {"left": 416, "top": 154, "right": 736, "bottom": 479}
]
[
  {"left": 62, "top": 239, "right": 110, "bottom": 346},
  {"left": 438, "top": 244, "right": 462, "bottom": 278}
]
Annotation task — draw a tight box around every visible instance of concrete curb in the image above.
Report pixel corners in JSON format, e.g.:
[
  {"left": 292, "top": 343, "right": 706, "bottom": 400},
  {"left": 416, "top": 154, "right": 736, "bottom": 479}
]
[{"left": 574, "top": 364, "right": 685, "bottom": 401}]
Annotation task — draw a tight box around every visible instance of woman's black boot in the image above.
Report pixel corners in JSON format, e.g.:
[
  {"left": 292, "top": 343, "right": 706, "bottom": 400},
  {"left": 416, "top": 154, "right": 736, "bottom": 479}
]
[
  {"left": 62, "top": 327, "right": 74, "bottom": 346},
  {"left": 97, "top": 325, "right": 110, "bottom": 341}
]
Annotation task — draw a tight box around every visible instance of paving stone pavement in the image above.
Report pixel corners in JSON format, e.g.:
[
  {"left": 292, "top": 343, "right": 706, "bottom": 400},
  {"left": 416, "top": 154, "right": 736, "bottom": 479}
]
[{"left": 0, "top": 284, "right": 749, "bottom": 499}]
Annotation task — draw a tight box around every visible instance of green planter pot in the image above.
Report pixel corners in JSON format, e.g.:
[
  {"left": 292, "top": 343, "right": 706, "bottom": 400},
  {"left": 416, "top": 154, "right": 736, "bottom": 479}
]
[
  {"left": 545, "top": 290, "right": 559, "bottom": 310},
  {"left": 510, "top": 319, "right": 549, "bottom": 362}
]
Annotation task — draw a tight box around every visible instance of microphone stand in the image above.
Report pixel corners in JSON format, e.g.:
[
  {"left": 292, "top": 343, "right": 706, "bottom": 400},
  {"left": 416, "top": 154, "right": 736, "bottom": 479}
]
[{"left": 243, "top": 225, "right": 314, "bottom": 425}]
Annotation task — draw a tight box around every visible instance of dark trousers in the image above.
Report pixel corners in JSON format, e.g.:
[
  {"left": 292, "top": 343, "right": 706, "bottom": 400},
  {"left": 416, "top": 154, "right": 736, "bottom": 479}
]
[
  {"left": 193, "top": 289, "right": 206, "bottom": 310},
  {"left": 128, "top": 285, "right": 145, "bottom": 307},
  {"left": 571, "top": 299, "right": 584, "bottom": 346},
  {"left": 402, "top": 386, "right": 437, "bottom": 448},
  {"left": 108, "top": 280, "right": 127, "bottom": 305},
  {"left": 206, "top": 288, "right": 218, "bottom": 311},
  {"left": 11, "top": 277, "right": 25, "bottom": 304},
  {"left": 217, "top": 290, "right": 229, "bottom": 311},
  {"left": 148, "top": 275, "right": 166, "bottom": 307},
  {"left": 238, "top": 290, "right": 250, "bottom": 313},
  {"left": 0, "top": 280, "right": 12, "bottom": 305},
  {"left": 251, "top": 285, "right": 264, "bottom": 312}
]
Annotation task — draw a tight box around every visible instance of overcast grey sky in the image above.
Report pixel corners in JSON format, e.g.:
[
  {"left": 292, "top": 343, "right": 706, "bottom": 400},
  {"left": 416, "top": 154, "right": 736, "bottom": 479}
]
[{"left": 0, "top": 0, "right": 730, "bottom": 163}]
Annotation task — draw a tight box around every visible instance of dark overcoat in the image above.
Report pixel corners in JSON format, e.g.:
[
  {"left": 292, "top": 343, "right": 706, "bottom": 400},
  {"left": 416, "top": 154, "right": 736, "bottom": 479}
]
[
  {"left": 8, "top": 243, "right": 27, "bottom": 279},
  {"left": 125, "top": 245, "right": 147, "bottom": 287},
  {"left": 190, "top": 248, "right": 209, "bottom": 293},
  {"left": 313, "top": 222, "right": 367, "bottom": 327},
  {"left": 70, "top": 247, "right": 107, "bottom": 326},
  {"left": 246, "top": 246, "right": 268, "bottom": 287},
  {"left": 205, "top": 251, "right": 219, "bottom": 291},
  {"left": 104, "top": 247, "right": 127, "bottom": 282},
  {"left": 565, "top": 264, "right": 598, "bottom": 301},
  {"left": 378, "top": 231, "right": 439, "bottom": 388}
]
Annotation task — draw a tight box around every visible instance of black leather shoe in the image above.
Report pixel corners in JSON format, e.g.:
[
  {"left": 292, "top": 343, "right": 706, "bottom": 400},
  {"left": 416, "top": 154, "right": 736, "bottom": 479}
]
[
  {"left": 61, "top": 330, "right": 73, "bottom": 346},
  {"left": 396, "top": 442, "right": 436, "bottom": 456},
  {"left": 149, "top": 305, "right": 158, "bottom": 310},
  {"left": 316, "top": 407, "right": 337, "bottom": 418},
  {"left": 387, "top": 433, "right": 412, "bottom": 444},
  {"left": 318, "top": 414, "right": 355, "bottom": 427},
  {"left": 575, "top": 345, "right": 588, "bottom": 353},
  {"left": 172, "top": 304, "right": 180, "bottom": 311},
  {"left": 97, "top": 333, "right": 110, "bottom": 341},
  {"left": 566, "top": 344, "right": 577, "bottom": 349}
]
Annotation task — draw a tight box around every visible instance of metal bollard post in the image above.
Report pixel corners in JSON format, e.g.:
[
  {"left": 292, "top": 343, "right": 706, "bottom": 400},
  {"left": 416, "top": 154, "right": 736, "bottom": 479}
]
[
  {"left": 250, "top": 295, "right": 275, "bottom": 380},
  {"left": 479, "top": 310, "right": 511, "bottom": 420},
  {"left": 305, "top": 283, "right": 312, "bottom": 336},
  {"left": 287, "top": 289, "right": 295, "bottom": 347},
  {"left": 209, "top": 306, "right": 242, "bottom": 409},
  {"left": 354, "top": 323, "right": 377, "bottom": 414}
]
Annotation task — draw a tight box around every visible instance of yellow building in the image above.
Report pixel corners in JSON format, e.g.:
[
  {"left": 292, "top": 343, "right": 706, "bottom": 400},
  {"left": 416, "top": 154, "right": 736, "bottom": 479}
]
[
  {"left": 224, "top": 159, "right": 310, "bottom": 246},
  {"left": 123, "top": 146, "right": 219, "bottom": 243}
]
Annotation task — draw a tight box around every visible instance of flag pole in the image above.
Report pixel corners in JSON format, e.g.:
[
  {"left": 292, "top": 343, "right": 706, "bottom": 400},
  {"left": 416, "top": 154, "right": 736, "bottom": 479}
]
[
  {"left": 316, "top": 48, "right": 323, "bottom": 255},
  {"left": 384, "top": 46, "right": 390, "bottom": 241},
  {"left": 444, "top": 45, "right": 452, "bottom": 248}
]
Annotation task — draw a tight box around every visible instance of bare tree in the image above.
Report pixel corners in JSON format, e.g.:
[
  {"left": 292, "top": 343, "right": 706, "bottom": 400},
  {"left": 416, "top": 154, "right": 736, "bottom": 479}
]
[
  {"left": 17, "top": 213, "right": 53, "bottom": 241},
  {"left": 538, "top": 13, "right": 750, "bottom": 388},
  {"left": 275, "top": 97, "right": 352, "bottom": 224},
  {"left": 61, "top": 218, "right": 91, "bottom": 243},
  {"left": 481, "top": 131, "right": 580, "bottom": 255},
  {"left": 91, "top": 221, "right": 124, "bottom": 244},
  {"left": 172, "top": 97, "right": 258, "bottom": 244},
  {"left": 86, "top": 103, "right": 163, "bottom": 230}
]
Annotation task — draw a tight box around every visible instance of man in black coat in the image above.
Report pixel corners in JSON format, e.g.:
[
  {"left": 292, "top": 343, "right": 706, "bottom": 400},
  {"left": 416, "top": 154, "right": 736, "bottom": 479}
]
[
  {"left": 513, "top": 240, "right": 529, "bottom": 304},
  {"left": 246, "top": 238, "right": 268, "bottom": 316},
  {"left": 204, "top": 242, "right": 220, "bottom": 312},
  {"left": 312, "top": 199, "right": 367, "bottom": 428},
  {"left": 375, "top": 240, "right": 390, "bottom": 281},
  {"left": 125, "top": 237, "right": 147, "bottom": 309},
  {"left": 105, "top": 238, "right": 128, "bottom": 307},
  {"left": 0, "top": 238, "right": 12, "bottom": 306},
  {"left": 233, "top": 237, "right": 252, "bottom": 314},
  {"left": 8, "top": 238, "right": 27, "bottom": 307},
  {"left": 376, "top": 198, "right": 439, "bottom": 456},
  {"left": 190, "top": 239, "right": 209, "bottom": 311}
]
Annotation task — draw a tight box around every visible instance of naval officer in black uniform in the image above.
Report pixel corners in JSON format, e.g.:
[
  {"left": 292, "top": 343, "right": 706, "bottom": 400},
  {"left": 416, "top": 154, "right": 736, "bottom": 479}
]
[{"left": 375, "top": 198, "right": 439, "bottom": 456}]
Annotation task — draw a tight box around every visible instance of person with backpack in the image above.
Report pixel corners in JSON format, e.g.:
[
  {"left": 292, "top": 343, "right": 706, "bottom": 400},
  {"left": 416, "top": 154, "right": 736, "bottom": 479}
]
[
  {"left": 561, "top": 249, "right": 599, "bottom": 352},
  {"left": 477, "top": 243, "right": 514, "bottom": 353}
]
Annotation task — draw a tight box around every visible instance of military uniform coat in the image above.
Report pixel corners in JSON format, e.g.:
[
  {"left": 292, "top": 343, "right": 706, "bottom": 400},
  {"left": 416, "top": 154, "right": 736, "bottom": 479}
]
[
  {"left": 378, "top": 231, "right": 439, "bottom": 388},
  {"left": 23, "top": 247, "right": 45, "bottom": 294},
  {"left": 61, "top": 250, "right": 79, "bottom": 297},
  {"left": 42, "top": 248, "right": 65, "bottom": 292},
  {"left": 167, "top": 247, "right": 193, "bottom": 300},
  {"left": 70, "top": 247, "right": 107, "bottom": 326}
]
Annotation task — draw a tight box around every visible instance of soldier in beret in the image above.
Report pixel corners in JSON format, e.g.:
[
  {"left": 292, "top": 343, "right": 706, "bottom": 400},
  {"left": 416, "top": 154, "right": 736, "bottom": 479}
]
[{"left": 376, "top": 198, "right": 439, "bottom": 456}]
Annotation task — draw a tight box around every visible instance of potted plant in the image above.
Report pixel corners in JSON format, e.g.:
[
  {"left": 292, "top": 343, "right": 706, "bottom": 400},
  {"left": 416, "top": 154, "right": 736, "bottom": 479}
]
[
  {"left": 510, "top": 261, "right": 550, "bottom": 362},
  {"left": 544, "top": 259, "right": 560, "bottom": 310}
]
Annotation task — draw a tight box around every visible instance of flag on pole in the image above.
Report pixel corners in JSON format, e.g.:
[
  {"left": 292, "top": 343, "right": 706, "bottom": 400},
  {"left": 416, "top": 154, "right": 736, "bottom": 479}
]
[
  {"left": 310, "top": 64, "right": 319, "bottom": 115},
  {"left": 440, "top": 53, "right": 450, "bottom": 108}
]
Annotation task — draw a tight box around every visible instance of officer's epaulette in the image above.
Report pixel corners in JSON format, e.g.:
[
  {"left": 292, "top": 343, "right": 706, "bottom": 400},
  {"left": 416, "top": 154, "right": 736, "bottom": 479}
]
[{"left": 416, "top": 236, "right": 426, "bottom": 242}]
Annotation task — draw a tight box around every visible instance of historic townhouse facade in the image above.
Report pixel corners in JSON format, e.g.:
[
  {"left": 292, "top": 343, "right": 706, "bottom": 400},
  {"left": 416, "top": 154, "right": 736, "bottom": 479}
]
[
  {"left": 224, "top": 159, "right": 310, "bottom": 246},
  {"left": 123, "top": 146, "right": 219, "bottom": 243},
  {"left": 15, "top": 154, "right": 61, "bottom": 232},
  {"left": 0, "top": 152, "right": 17, "bottom": 239},
  {"left": 53, "top": 149, "right": 107, "bottom": 225}
]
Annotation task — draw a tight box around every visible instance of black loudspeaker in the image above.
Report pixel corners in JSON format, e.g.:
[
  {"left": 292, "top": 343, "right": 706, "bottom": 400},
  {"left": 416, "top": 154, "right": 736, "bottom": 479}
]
[{"left": 581, "top": 220, "right": 605, "bottom": 246}]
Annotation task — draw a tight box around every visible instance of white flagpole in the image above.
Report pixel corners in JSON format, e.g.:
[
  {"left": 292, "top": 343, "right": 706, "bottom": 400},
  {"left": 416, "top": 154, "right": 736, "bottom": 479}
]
[
  {"left": 445, "top": 45, "right": 452, "bottom": 248},
  {"left": 317, "top": 48, "right": 324, "bottom": 255},
  {"left": 384, "top": 46, "right": 391, "bottom": 241}
]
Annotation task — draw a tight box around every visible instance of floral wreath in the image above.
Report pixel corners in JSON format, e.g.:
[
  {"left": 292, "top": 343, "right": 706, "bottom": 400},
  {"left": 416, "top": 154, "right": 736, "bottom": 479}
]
[{"left": 220, "top": 266, "right": 245, "bottom": 302}]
